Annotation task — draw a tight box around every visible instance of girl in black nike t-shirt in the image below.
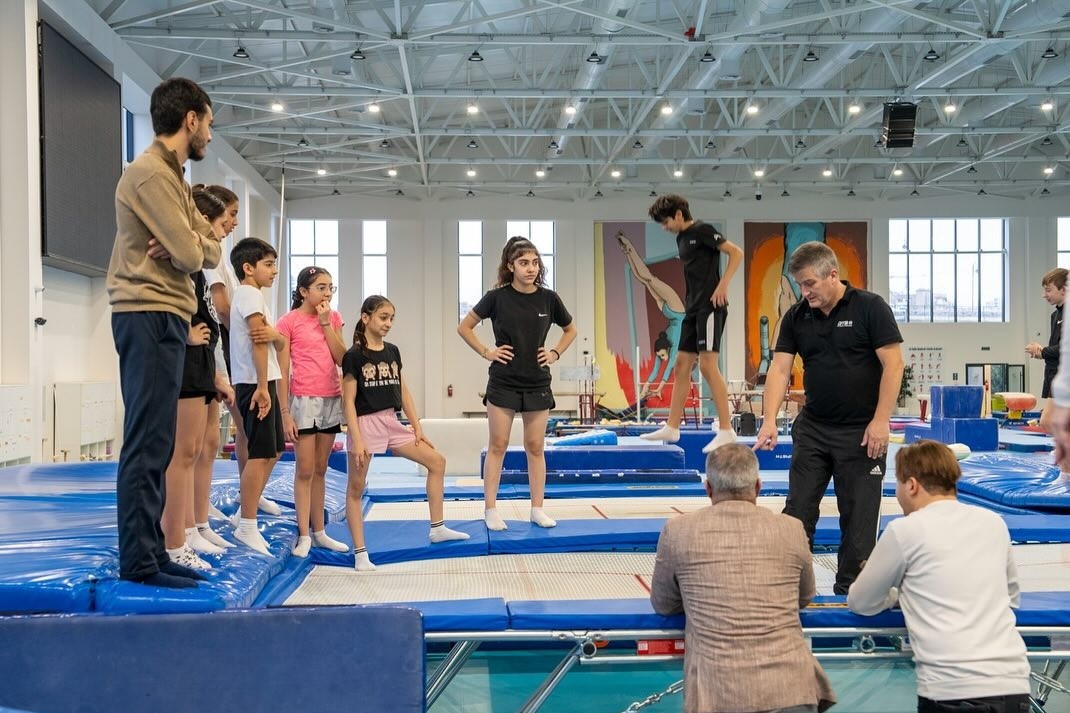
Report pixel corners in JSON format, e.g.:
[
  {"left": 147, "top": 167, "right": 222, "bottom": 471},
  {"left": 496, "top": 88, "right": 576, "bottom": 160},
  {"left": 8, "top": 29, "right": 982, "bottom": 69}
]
[{"left": 457, "top": 236, "right": 578, "bottom": 532}]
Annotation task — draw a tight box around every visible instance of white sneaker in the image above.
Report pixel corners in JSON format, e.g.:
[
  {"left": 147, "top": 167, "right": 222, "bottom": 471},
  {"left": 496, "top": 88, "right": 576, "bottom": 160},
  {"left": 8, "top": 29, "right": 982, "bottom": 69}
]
[
  {"left": 640, "top": 425, "right": 681, "bottom": 443},
  {"left": 702, "top": 429, "right": 738, "bottom": 454}
]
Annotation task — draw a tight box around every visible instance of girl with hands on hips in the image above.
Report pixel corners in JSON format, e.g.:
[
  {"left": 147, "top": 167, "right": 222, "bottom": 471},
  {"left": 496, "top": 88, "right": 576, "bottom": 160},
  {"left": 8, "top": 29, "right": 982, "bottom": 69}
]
[{"left": 457, "top": 236, "right": 577, "bottom": 532}]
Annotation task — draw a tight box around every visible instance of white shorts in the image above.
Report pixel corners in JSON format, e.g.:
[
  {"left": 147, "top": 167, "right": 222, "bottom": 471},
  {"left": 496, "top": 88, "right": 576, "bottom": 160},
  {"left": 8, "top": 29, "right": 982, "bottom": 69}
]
[{"left": 289, "top": 395, "right": 344, "bottom": 433}]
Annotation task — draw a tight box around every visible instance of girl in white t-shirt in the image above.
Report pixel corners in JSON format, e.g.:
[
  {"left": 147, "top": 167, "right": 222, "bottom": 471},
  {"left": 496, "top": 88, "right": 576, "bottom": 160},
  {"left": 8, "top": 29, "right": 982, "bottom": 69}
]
[{"left": 276, "top": 267, "right": 349, "bottom": 557}]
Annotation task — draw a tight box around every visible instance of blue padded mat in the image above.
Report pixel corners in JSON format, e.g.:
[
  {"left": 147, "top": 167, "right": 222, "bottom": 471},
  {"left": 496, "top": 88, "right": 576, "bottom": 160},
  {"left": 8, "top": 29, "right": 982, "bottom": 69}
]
[
  {"left": 547, "top": 429, "right": 618, "bottom": 446},
  {"left": 998, "top": 428, "right": 1054, "bottom": 453},
  {"left": 498, "top": 468, "right": 701, "bottom": 485},
  {"left": 488, "top": 444, "right": 686, "bottom": 472},
  {"left": 213, "top": 461, "right": 349, "bottom": 524},
  {"left": 404, "top": 597, "right": 510, "bottom": 631},
  {"left": 669, "top": 433, "right": 792, "bottom": 471},
  {"left": 310, "top": 519, "right": 488, "bottom": 567},
  {"left": 957, "top": 453, "right": 1070, "bottom": 510},
  {"left": 94, "top": 518, "right": 298, "bottom": 614},
  {"left": 489, "top": 519, "right": 665, "bottom": 554},
  {"left": 234, "top": 447, "right": 348, "bottom": 473},
  {"left": 0, "top": 606, "right": 425, "bottom": 713}
]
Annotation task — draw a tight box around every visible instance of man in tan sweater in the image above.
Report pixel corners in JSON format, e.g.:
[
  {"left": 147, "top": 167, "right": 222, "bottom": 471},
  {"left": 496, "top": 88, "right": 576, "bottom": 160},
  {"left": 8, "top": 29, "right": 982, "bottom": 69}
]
[
  {"left": 651, "top": 444, "right": 835, "bottom": 713},
  {"left": 106, "top": 77, "right": 221, "bottom": 588}
]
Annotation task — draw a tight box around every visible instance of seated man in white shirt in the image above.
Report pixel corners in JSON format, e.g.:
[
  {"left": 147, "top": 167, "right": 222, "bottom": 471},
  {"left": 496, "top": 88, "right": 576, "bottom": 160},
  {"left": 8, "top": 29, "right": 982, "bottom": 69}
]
[{"left": 847, "top": 440, "right": 1031, "bottom": 713}]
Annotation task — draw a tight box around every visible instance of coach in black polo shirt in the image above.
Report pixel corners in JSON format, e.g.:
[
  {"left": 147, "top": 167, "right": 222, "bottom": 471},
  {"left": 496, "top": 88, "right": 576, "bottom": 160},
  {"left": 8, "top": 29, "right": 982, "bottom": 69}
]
[{"left": 754, "top": 241, "right": 904, "bottom": 594}]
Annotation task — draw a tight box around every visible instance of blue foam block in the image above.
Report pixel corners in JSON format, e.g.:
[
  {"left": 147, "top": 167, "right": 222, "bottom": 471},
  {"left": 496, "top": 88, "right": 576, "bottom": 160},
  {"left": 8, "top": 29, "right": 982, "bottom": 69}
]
[
  {"left": 310, "top": 519, "right": 489, "bottom": 566},
  {"left": 929, "top": 384, "right": 983, "bottom": 419},
  {"left": 508, "top": 598, "right": 684, "bottom": 631},
  {"left": 498, "top": 468, "right": 701, "bottom": 485},
  {"left": 0, "top": 607, "right": 425, "bottom": 713},
  {"left": 998, "top": 428, "right": 1054, "bottom": 453},
  {"left": 489, "top": 518, "right": 664, "bottom": 554},
  {"left": 548, "top": 429, "right": 618, "bottom": 446},
  {"left": 930, "top": 417, "right": 999, "bottom": 451},
  {"left": 904, "top": 424, "right": 933, "bottom": 443},
  {"left": 488, "top": 444, "right": 685, "bottom": 472}
]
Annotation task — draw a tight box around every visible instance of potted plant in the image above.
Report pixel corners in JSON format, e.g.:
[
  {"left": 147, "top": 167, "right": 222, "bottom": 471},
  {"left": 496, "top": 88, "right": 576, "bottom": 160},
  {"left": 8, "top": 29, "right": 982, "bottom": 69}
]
[{"left": 897, "top": 364, "right": 915, "bottom": 409}]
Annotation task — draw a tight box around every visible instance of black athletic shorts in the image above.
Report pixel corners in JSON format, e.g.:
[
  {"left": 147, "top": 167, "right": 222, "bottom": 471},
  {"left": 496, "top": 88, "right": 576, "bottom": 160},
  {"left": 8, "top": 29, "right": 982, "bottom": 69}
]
[
  {"left": 484, "top": 383, "right": 556, "bottom": 413},
  {"left": 180, "top": 345, "right": 216, "bottom": 400},
  {"left": 235, "top": 381, "right": 285, "bottom": 460},
  {"left": 678, "top": 305, "right": 728, "bottom": 353}
]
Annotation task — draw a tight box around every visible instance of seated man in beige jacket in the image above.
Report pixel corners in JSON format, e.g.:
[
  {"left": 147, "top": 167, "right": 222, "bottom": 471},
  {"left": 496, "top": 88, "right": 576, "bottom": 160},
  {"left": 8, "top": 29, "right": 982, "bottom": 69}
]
[{"left": 651, "top": 444, "right": 835, "bottom": 713}]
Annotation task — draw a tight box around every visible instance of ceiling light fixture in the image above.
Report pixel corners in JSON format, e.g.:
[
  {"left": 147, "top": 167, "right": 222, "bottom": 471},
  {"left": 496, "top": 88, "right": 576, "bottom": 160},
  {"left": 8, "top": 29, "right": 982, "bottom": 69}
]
[
  {"left": 468, "top": 50, "right": 483, "bottom": 62},
  {"left": 466, "top": 168, "right": 477, "bottom": 178},
  {"left": 395, "top": 189, "right": 404, "bottom": 196},
  {"left": 650, "top": 189, "right": 657, "bottom": 197},
  {"left": 781, "top": 189, "right": 790, "bottom": 197},
  {"left": 535, "top": 169, "right": 545, "bottom": 178},
  {"left": 795, "top": 139, "right": 806, "bottom": 149},
  {"left": 911, "top": 188, "right": 919, "bottom": 196},
  {"left": 380, "top": 139, "right": 390, "bottom": 148},
  {"left": 633, "top": 140, "right": 643, "bottom": 149},
  {"left": 700, "top": 49, "right": 716, "bottom": 63},
  {"left": 957, "top": 137, "right": 968, "bottom": 148},
  {"left": 673, "top": 168, "right": 684, "bottom": 178},
  {"left": 466, "top": 103, "right": 479, "bottom": 115},
  {"left": 661, "top": 103, "right": 673, "bottom": 116},
  {"left": 564, "top": 105, "right": 577, "bottom": 115},
  {"left": 1042, "top": 135, "right": 1054, "bottom": 146},
  {"left": 466, "top": 189, "right": 475, "bottom": 197},
  {"left": 233, "top": 46, "right": 249, "bottom": 59},
  {"left": 893, "top": 168, "right": 903, "bottom": 176},
  {"left": 316, "top": 168, "right": 327, "bottom": 176},
  {"left": 297, "top": 138, "right": 309, "bottom": 147},
  {"left": 548, "top": 140, "right": 559, "bottom": 150},
  {"left": 1042, "top": 187, "right": 1051, "bottom": 195},
  {"left": 1044, "top": 166, "right": 1056, "bottom": 175},
  {"left": 350, "top": 48, "right": 365, "bottom": 60},
  {"left": 586, "top": 51, "right": 603, "bottom": 63},
  {"left": 978, "top": 188, "right": 987, "bottom": 195},
  {"left": 847, "top": 188, "right": 856, "bottom": 196},
  {"left": 1042, "top": 100, "right": 1055, "bottom": 112},
  {"left": 368, "top": 103, "right": 380, "bottom": 113},
  {"left": 723, "top": 189, "right": 732, "bottom": 198},
  {"left": 467, "top": 139, "right": 478, "bottom": 149},
  {"left": 594, "top": 189, "right": 603, "bottom": 198},
  {"left": 822, "top": 169, "right": 833, "bottom": 177},
  {"left": 270, "top": 101, "right": 284, "bottom": 112},
  {"left": 332, "top": 189, "right": 341, "bottom": 196},
  {"left": 967, "top": 165, "right": 978, "bottom": 174},
  {"left": 611, "top": 170, "right": 621, "bottom": 178},
  {"left": 803, "top": 49, "right": 819, "bottom": 62},
  {"left": 944, "top": 102, "right": 957, "bottom": 113},
  {"left": 848, "top": 103, "right": 862, "bottom": 114},
  {"left": 705, "top": 139, "right": 716, "bottom": 149},
  {"left": 924, "top": 47, "right": 940, "bottom": 61},
  {"left": 753, "top": 169, "right": 765, "bottom": 178},
  {"left": 1042, "top": 46, "right": 1059, "bottom": 59},
  {"left": 746, "top": 104, "right": 759, "bottom": 115},
  {"left": 527, "top": 190, "right": 535, "bottom": 197},
  {"left": 387, "top": 169, "right": 397, "bottom": 177}
]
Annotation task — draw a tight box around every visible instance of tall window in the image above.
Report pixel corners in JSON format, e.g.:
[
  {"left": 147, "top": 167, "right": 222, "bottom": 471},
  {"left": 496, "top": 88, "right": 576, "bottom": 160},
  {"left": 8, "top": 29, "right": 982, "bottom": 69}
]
[
  {"left": 289, "top": 220, "right": 339, "bottom": 303},
  {"left": 506, "top": 220, "right": 555, "bottom": 289},
  {"left": 1059, "top": 218, "right": 1070, "bottom": 269},
  {"left": 888, "top": 218, "right": 1007, "bottom": 323},
  {"left": 458, "top": 220, "right": 483, "bottom": 320},
  {"left": 363, "top": 220, "right": 387, "bottom": 299}
]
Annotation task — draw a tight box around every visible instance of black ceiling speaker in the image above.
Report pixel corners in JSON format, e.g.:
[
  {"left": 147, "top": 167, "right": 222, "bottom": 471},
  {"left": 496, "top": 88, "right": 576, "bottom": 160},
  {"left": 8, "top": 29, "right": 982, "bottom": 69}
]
[{"left": 881, "top": 102, "right": 917, "bottom": 148}]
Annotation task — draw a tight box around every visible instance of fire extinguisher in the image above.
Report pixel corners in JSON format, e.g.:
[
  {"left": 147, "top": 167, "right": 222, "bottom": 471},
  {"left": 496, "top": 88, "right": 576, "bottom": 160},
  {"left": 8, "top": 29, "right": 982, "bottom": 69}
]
[{"left": 447, "top": 384, "right": 453, "bottom": 397}]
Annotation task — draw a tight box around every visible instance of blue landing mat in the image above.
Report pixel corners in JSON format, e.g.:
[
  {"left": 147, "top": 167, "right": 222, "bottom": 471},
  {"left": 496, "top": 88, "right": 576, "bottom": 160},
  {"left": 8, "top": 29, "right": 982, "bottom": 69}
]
[
  {"left": 0, "top": 606, "right": 425, "bottom": 713},
  {"left": 998, "top": 428, "right": 1054, "bottom": 453},
  {"left": 311, "top": 519, "right": 488, "bottom": 566},
  {"left": 488, "top": 444, "right": 686, "bottom": 472},
  {"left": 958, "top": 453, "right": 1070, "bottom": 511},
  {"left": 211, "top": 461, "right": 349, "bottom": 524},
  {"left": 234, "top": 447, "right": 348, "bottom": 472}
]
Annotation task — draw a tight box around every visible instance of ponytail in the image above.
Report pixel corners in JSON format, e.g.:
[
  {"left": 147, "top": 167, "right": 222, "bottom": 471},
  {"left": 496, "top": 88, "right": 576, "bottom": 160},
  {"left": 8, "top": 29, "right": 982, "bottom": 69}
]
[
  {"left": 354, "top": 295, "right": 393, "bottom": 355},
  {"left": 291, "top": 265, "right": 331, "bottom": 310}
]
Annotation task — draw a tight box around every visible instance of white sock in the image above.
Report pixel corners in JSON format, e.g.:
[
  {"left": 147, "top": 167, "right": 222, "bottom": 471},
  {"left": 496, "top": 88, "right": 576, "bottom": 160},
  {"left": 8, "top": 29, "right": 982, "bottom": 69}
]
[
  {"left": 168, "top": 544, "right": 211, "bottom": 570},
  {"left": 530, "top": 507, "right": 557, "bottom": 528},
  {"left": 353, "top": 548, "right": 377, "bottom": 572},
  {"left": 197, "top": 522, "right": 235, "bottom": 549},
  {"left": 429, "top": 521, "right": 471, "bottom": 543},
  {"left": 640, "top": 425, "right": 681, "bottom": 443},
  {"left": 292, "top": 535, "right": 312, "bottom": 558},
  {"left": 186, "top": 526, "right": 224, "bottom": 555},
  {"left": 208, "top": 503, "right": 227, "bottom": 520},
  {"left": 702, "top": 429, "right": 738, "bottom": 454},
  {"left": 484, "top": 508, "right": 508, "bottom": 531},
  {"left": 312, "top": 529, "right": 349, "bottom": 552},
  {"left": 233, "top": 518, "right": 271, "bottom": 555},
  {"left": 258, "top": 496, "right": 282, "bottom": 516}
]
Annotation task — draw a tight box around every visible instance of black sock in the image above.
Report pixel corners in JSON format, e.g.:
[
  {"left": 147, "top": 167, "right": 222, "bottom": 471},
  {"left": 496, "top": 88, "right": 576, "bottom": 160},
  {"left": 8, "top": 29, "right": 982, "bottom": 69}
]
[
  {"left": 160, "top": 560, "right": 209, "bottom": 582},
  {"left": 136, "top": 572, "right": 198, "bottom": 589}
]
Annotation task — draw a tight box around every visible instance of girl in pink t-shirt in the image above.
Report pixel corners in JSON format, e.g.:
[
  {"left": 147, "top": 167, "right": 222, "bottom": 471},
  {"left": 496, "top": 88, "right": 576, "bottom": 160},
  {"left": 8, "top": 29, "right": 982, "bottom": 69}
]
[{"left": 277, "top": 266, "right": 349, "bottom": 557}]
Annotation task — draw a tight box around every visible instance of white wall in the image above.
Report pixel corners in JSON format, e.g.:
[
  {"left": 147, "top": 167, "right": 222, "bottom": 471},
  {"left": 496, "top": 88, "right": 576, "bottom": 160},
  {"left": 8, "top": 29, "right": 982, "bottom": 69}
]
[{"left": 286, "top": 191, "right": 1062, "bottom": 419}]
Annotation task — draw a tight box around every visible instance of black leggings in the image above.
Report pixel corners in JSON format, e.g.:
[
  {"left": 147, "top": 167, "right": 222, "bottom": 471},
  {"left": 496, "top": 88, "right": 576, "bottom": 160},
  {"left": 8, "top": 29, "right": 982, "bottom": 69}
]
[{"left": 917, "top": 694, "right": 1031, "bottom": 713}]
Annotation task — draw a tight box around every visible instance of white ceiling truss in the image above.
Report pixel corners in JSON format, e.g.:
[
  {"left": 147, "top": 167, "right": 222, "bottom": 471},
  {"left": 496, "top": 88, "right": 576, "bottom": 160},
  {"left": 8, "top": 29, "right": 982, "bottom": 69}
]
[{"left": 90, "top": 0, "right": 1070, "bottom": 201}]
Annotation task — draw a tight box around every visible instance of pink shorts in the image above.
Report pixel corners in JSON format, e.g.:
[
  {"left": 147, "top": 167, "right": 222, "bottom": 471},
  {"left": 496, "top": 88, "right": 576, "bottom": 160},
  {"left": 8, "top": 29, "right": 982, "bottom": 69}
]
[{"left": 350, "top": 408, "right": 416, "bottom": 454}]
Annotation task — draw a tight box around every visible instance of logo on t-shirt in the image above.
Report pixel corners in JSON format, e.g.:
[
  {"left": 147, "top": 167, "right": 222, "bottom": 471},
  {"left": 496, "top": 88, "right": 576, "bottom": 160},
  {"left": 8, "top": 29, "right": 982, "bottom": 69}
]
[{"left": 837, "top": 320, "right": 854, "bottom": 328}]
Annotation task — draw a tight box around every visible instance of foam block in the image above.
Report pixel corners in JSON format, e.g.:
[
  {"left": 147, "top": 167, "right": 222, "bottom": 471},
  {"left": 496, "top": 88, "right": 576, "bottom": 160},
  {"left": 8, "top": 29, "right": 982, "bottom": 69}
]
[
  {"left": 904, "top": 423, "right": 933, "bottom": 443},
  {"left": 548, "top": 429, "right": 618, "bottom": 446},
  {"left": 929, "top": 384, "right": 983, "bottom": 419},
  {"left": 488, "top": 444, "right": 686, "bottom": 472},
  {"left": 930, "top": 416, "right": 999, "bottom": 452}
]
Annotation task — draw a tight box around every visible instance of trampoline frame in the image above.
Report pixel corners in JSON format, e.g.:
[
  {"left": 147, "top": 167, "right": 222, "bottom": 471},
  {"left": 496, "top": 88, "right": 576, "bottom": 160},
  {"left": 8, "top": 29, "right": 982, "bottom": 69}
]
[{"left": 424, "top": 626, "right": 1070, "bottom": 713}]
